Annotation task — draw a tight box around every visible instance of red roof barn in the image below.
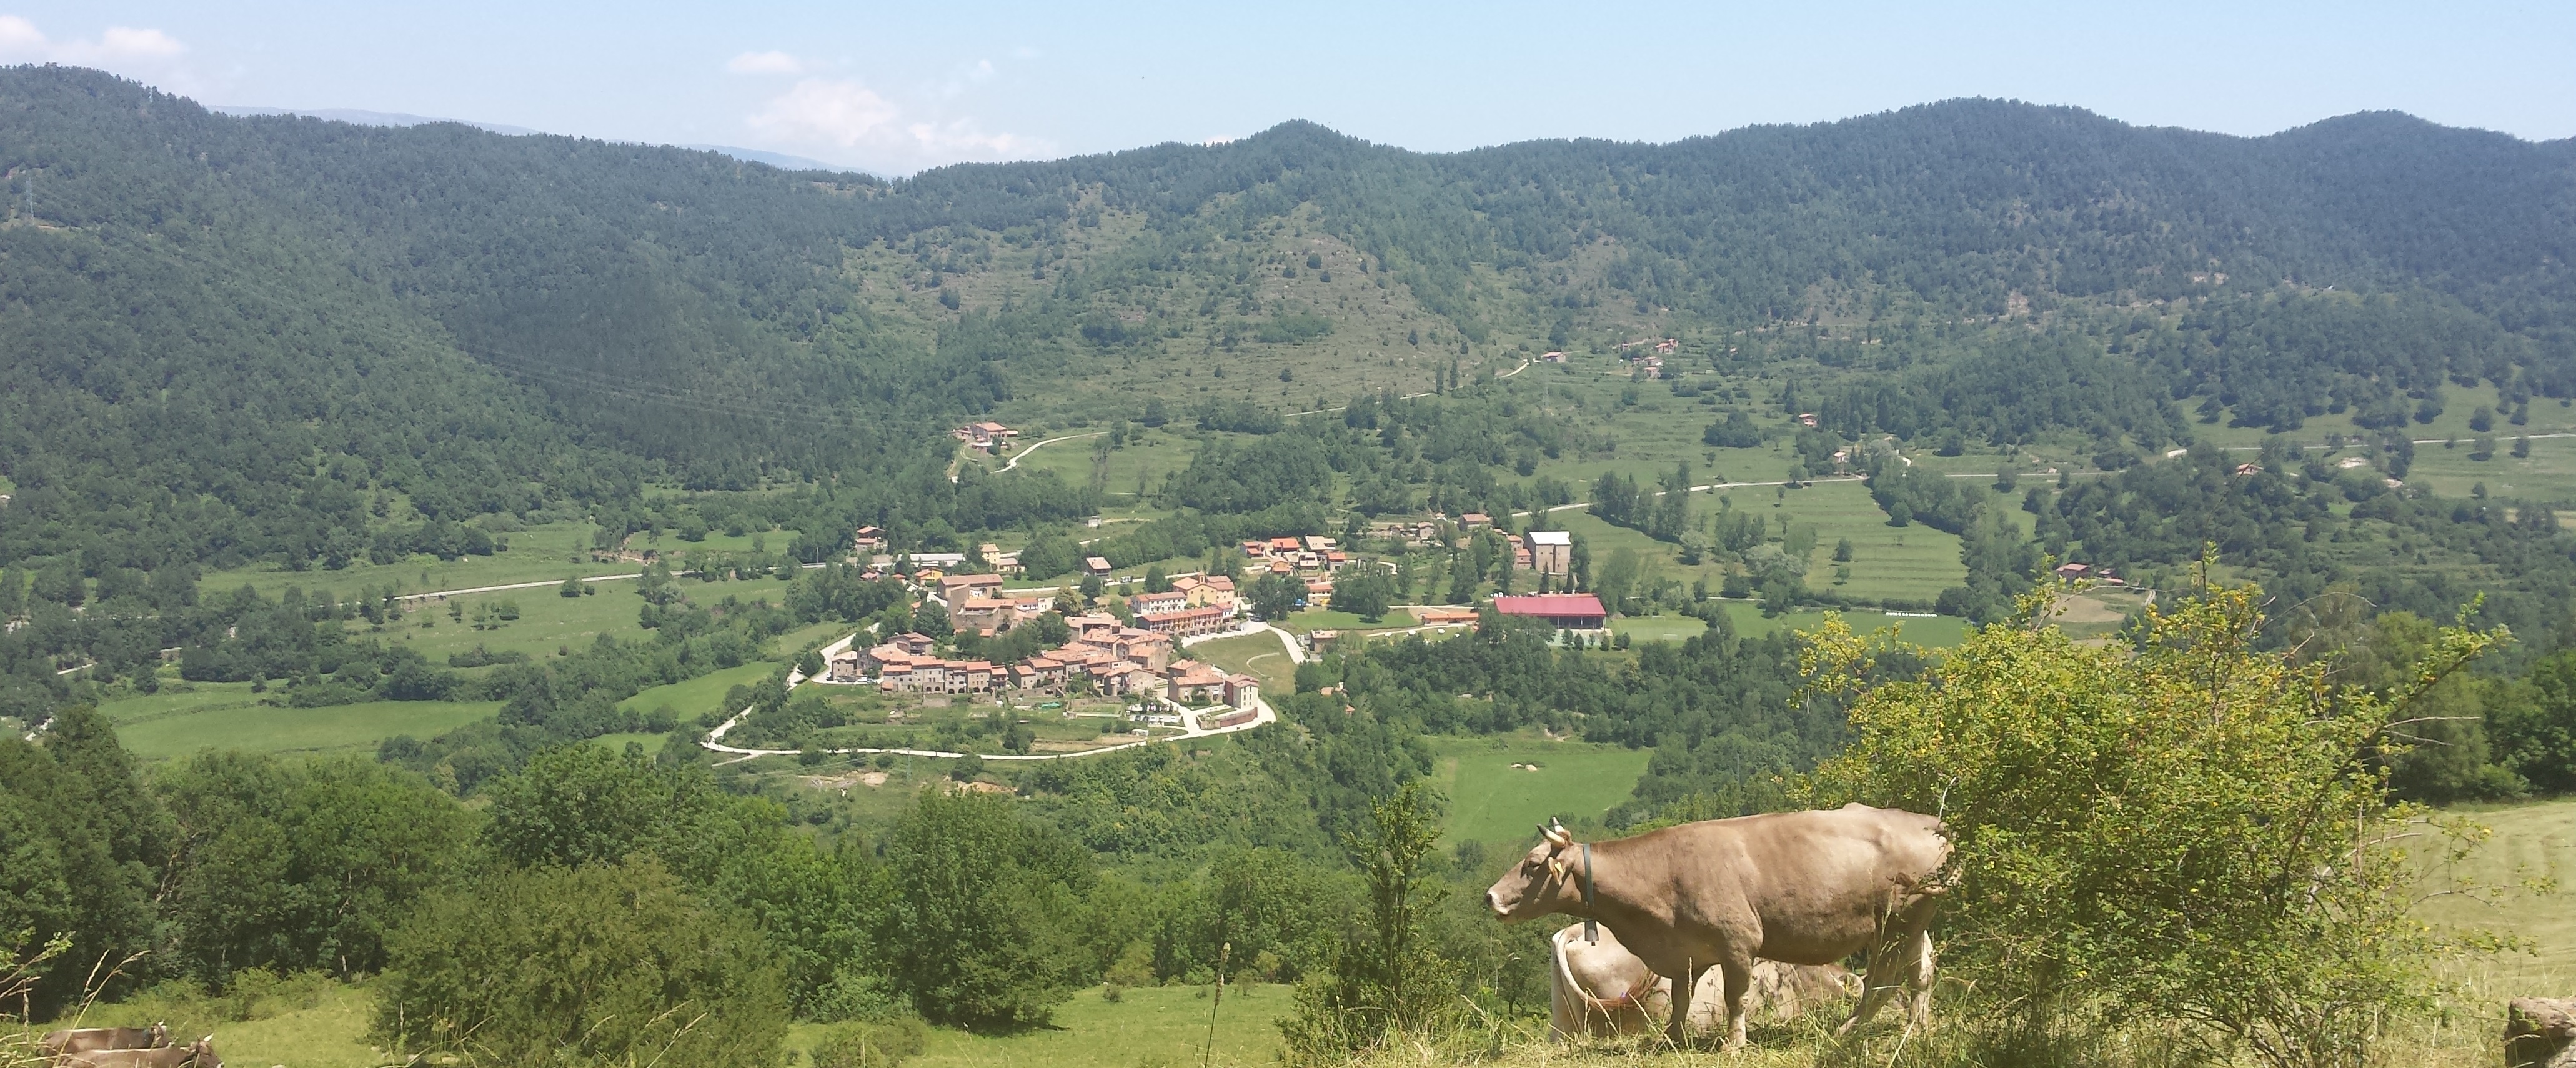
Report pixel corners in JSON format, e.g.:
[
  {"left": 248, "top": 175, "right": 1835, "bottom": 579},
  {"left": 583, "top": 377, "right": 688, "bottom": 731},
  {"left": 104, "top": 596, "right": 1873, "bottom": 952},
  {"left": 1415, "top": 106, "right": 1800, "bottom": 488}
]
[{"left": 1490, "top": 594, "right": 1608, "bottom": 629}]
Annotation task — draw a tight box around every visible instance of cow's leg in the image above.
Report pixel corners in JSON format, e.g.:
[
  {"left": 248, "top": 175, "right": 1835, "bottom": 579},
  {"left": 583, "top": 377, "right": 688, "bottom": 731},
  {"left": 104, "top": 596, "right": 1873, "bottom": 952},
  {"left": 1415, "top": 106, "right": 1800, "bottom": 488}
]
[
  {"left": 1902, "top": 907, "right": 1939, "bottom": 1029},
  {"left": 1664, "top": 961, "right": 1697, "bottom": 1047},
  {"left": 1718, "top": 954, "right": 1754, "bottom": 1050}
]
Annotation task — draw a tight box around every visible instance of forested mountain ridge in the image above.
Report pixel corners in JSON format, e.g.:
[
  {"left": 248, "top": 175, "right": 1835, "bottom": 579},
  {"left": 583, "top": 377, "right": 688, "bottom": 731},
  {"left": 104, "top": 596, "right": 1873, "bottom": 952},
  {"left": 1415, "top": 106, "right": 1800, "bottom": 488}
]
[{"left": 3, "top": 64, "right": 2574, "bottom": 584}]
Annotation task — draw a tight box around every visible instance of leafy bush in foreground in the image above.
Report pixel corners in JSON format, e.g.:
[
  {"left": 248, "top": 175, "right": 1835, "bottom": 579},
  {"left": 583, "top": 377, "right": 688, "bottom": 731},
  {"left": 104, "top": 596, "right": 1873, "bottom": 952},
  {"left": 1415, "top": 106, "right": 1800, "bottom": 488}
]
[{"left": 1804, "top": 579, "right": 2499, "bottom": 1068}]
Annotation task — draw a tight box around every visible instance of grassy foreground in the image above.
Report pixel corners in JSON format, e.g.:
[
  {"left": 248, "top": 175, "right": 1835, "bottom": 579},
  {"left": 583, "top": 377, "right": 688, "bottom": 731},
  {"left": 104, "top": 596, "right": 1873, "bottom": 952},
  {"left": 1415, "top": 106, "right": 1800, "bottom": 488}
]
[{"left": 20, "top": 799, "right": 2563, "bottom": 1067}]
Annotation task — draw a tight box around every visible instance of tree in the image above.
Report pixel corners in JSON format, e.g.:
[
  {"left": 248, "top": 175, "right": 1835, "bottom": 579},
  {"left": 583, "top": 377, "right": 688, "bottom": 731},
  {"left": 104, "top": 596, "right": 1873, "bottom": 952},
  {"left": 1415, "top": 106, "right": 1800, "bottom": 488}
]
[
  {"left": 159, "top": 753, "right": 473, "bottom": 984},
  {"left": 0, "top": 706, "right": 164, "bottom": 1014},
  {"left": 2495, "top": 649, "right": 2576, "bottom": 794},
  {"left": 880, "top": 790, "right": 1091, "bottom": 1029},
  {"left": 1143, "top": 565, "right": 1171, "bottom": 593},
  {"left": 1249, "top": 572, "right": 1302, "bottom": 621},
  {"left": 1333, "top": 565, "right": 1395, "bottom": 623},
  {"left": 1280, "top": 782, "right": 1455, "bottom": 1059},
  {"left": 482, "top": 745, "right": 710, "bottom": 871},
  {"left": 909, "top": 600, "right": 952, "bottom": 638},
  {"left": 1592, "top": 547, "right": 1642, "bottom": 616},
  {"left": 374, "top": 859, "right": 787, "bottom": 1067},
  {"left": 1806, "top": 579, "right": 2498, "bottom": 1067}
]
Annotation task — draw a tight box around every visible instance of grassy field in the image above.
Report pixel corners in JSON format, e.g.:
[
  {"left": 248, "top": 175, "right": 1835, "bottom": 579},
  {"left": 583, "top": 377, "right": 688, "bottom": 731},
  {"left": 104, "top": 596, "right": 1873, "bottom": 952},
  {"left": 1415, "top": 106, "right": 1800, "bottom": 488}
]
[
  {"left": 2417, "top": 796, "right": 2576, "bottom": 976},
  {"left": 790, "top": 983, "right": 1295, "bottom": 1068},
  {"left": 1609, "top": 614, "right": 1708, "bottom": 643},
  {"left": 196, "top": 521, "right": 610, "bottom": 601},
  {"left": 1774, "top": 479, "right": 1972, "bottom": 602},
  {"left": 99, "top": 682, "right": 499, "bottom": 761},
  {"left": 618, "top": 661, "right": 783, "bottom": 719},
  {"left": 2399, "top": 431, "right": 2576, "bottom": 502},
  {"left": 1430, "top": 734, "right": 1654, "bottom": 845},
  {"left": 1187, "top": 632, "right": 1298, "bottom": 694},
  {"left": 398, "top": 577, "right": 795, "bottom": 666},
  {"left": 11, "top": 978, "right": 387, "bottom": 1068}
]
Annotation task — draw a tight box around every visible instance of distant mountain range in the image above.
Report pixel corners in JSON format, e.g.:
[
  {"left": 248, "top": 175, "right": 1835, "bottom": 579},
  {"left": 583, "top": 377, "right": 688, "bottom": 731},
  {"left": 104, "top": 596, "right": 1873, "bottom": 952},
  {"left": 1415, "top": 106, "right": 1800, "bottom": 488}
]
[
  {"left": 7, "top": 65, "right": 2575, "bottom": 582},
  {"left": 210, "top": 105, "right": 848, "bottom": 172}
]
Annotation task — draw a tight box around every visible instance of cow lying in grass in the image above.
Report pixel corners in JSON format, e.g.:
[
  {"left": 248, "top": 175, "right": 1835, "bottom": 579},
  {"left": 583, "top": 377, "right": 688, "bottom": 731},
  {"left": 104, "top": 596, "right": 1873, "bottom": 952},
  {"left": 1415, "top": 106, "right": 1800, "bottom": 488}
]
[
  {"left": 37, "top": 1022, "right": 168, "bottom": 1059},
  {"left": 1487, "top": 806, "right": 1948, "bottom": 1049},
  {"left": 1549, "top": 923, "right": 1859, "bottom": 1039}
]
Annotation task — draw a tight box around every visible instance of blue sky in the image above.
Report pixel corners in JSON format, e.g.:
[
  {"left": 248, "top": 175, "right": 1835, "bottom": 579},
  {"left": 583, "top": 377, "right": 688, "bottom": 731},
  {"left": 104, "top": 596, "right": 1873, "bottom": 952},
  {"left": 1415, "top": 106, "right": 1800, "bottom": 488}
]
[{"left": 6, "top": 1, "right": 2570, "bottom": 174}]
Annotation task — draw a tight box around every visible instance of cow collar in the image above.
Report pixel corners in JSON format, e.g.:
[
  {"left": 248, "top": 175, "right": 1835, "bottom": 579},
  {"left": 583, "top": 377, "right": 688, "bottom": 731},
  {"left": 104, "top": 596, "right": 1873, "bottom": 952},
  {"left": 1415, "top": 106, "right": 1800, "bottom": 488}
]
[{"left": 1581, "top": 841, "right": 1598, "bottom": 944}]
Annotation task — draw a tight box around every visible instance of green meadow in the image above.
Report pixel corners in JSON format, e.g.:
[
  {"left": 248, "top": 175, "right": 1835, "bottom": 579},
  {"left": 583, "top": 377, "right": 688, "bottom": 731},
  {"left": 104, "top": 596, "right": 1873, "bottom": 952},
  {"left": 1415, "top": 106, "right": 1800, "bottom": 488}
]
[
  {"left": 839, "top": 982, "right": 1296, "bottom": 1068},
  {"left": 619, "top": 661, "right": 787, "bottom": 720},
  {"left": 1186, "top": 632, "right": 1298, "bottom": 694},
  {"left": 1429, "top": 735, "right": 1656, "bottom": 846},
  {"left": 398, "top": 576, "right": 784, "bottom": 666},
  {"left": 196, "top": 520, "right": 614, "bottom": 601},
  {"left": 2399, "top": 431, "right": 2576, "bottom": 502},
  {"left": 100, "top": 682, "right": 500, "bottom": 761}
]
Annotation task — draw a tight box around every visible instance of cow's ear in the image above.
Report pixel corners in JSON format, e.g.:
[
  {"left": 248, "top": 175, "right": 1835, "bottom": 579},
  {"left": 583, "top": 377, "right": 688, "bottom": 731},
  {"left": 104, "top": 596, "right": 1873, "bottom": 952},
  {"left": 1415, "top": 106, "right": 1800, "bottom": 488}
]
[{"left": 1547, "top": 856, "right": 1568, "bottom": 878}]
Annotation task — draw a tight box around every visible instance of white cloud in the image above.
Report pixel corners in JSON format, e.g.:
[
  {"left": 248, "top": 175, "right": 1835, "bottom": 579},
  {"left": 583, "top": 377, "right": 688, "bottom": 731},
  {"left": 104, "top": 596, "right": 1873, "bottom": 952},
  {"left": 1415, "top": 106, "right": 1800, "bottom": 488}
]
[
  {"left": 749, "top": 79, "right": 901, "bottom": 145},
  {"left": 0, "top": 17, "right": 197, "bottom": 90},
  {"left": 725, "top": 50, "right": 803, "bottom": 76},
  {"left": 96, "top": 26, "right": 186, "bottom": 61},
  {"left": 0, "top": 17, "right": 187, "bottom": 64},
  {"left": 747, "top": 77, "right": 1051, "bottom": 172}
]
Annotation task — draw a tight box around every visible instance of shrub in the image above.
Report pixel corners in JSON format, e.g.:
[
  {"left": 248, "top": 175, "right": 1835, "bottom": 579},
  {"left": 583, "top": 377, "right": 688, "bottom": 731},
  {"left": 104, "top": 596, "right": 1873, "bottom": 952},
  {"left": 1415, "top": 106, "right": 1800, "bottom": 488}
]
[
  {"left": 1803, "top": 577, "right": 2499, "bottom": 1068},
  {"left": 809, "top": 1017, "right": 927, "bottom": 1068},
  {"left": 374, "top": 859, "right": 786, "bottom": 1067}
]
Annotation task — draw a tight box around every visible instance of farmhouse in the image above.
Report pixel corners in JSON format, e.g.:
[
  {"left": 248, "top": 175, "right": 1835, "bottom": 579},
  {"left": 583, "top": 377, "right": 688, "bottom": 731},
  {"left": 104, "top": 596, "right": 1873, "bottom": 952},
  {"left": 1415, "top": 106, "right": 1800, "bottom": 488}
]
[
  {"left": 1528, "top": 530, "right": 1573, "bottom": 577},
  {"left": 1491, "top": 593, "right": 1608, "bottom": 630},
  {"left": 1083, "top": 556, "right": 1115, "bottom": 576},
  {"left": 939, "top": 572, "right": 1006, "bottom": 604},
  {"left": 952, "top": 421, "right": 1020, "bottom": 452}
]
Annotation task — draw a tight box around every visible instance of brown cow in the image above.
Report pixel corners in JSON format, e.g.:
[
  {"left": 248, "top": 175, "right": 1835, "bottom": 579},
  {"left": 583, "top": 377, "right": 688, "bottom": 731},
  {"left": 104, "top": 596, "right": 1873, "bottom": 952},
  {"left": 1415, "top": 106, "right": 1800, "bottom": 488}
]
[
  {"left": 59, "top": 1034, "right": 220, "bottom": 1068},
  {"left": 1487, "top": 805, "right": 1947, "bottom": 1049},
  {"left": 37, "top": 1022, "right": 169, "bottom": 1057},
  {"left": 1549, "top": 924, "right": 1858, "bottom": 1039}
]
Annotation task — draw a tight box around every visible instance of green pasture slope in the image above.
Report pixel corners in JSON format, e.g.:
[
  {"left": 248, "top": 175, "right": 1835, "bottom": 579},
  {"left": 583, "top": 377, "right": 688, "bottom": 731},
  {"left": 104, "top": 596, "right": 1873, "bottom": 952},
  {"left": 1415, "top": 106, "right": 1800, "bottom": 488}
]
[
  {"left": 1430, "top": 735, "right": 1654, "bottom": 846},
  {"left": 99, "top": 683, "right": 499, "bottom": 761},
  {"left": 2417, "top": 796, "right": 2576, "bottom": 987},
  {"left": 617, "top": 661, "right": 785, "bottom": 720},
  {"left": 195, "top": 521, "right": 615, "bottom": 601}
]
